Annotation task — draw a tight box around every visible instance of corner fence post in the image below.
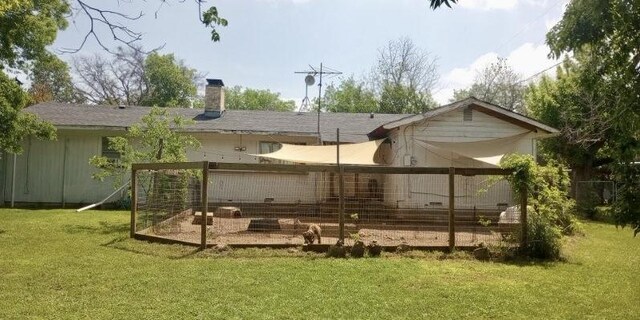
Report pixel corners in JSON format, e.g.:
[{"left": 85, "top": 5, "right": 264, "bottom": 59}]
[
  {"left": 130, "top": 168, "right": 137, "bottom": 238},
  {"left": 520, "top": 184, "right": 528, "bottom": 249},
  {"left": 448, "top": 167, "right": 455, "bottom": 251},
  {"left": 201, "top": 161, "right": 209, "bottom": 250}
]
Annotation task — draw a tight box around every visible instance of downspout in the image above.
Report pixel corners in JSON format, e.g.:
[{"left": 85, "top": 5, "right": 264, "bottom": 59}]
[
  {"left": 61, "top": 138, "right": 68, "bottom": 208},
  {"left": 11, "top": 153, "right": 16, "bottom": 208}
]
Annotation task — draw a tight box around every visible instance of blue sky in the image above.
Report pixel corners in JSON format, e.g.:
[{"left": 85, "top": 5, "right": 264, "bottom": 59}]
[{"left": 52, "top": 0, "right": 568, "bottom": 106}]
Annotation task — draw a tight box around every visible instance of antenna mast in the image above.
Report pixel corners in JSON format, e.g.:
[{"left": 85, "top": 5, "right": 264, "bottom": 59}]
[{"left": 295, "top": 63, "right": 342, "bottom": 144}]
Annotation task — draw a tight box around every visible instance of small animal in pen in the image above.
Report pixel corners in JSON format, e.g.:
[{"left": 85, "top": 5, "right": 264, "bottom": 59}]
[{"left": 302, "top": 224, "right": 322, "bottom": 244}]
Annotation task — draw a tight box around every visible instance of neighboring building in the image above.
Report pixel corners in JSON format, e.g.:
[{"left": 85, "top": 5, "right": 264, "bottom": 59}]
[{"left": 0, "top": 79, "right": 558, "bottom": 208}]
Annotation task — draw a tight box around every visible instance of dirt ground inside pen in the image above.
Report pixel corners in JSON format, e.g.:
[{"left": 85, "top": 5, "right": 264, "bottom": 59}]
[{"left": 137, "top": 211, "right": 506, "bottom": 247}]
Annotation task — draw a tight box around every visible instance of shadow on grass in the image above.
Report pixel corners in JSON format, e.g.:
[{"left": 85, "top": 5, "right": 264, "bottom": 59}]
[
  {"left": 63, "top": 221, "right": 129, "bottom": 235},
  {"left": 0, "top": 229, "right": 5, "bottom": 235},
  {"left": 101, "top": 236, "right": 200, "bottom": 259}
]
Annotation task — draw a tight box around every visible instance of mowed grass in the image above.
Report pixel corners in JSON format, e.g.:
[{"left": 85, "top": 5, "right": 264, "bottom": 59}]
[{"left": 0, "top": 209, "right": 638, "bottom": 319}]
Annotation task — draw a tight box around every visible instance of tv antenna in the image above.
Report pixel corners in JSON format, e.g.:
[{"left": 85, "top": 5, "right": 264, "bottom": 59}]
[
  {"left": 297, "top": 75, "right": 315, "bottom": 113},
  {"left": 294, "top": 63, "right": 342, "bottom": 142}
]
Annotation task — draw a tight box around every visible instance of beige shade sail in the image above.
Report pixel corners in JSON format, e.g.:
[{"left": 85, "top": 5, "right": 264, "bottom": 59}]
[
  {"left": 415, "top": 132, "right": 530, "bottom": 166},
  {"left": 251, "top": 139, "right": 385, "bottom": 165}
]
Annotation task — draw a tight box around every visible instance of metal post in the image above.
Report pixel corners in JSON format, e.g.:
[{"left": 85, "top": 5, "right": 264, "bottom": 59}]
[
  {"left": 130, "top": 169, "right": 137, "bottom": 238},
  {"left": 337, "top": 129, "right": 345, "bottom": 244},
  {"left": 201, "top": 161, "right": 210, "bottom": 249},
  {"left": 448, "top": 167, "right": 455, "bottom": 251},
  {"left": 520, "top": 184, "right": 528, "bottom": 249}
]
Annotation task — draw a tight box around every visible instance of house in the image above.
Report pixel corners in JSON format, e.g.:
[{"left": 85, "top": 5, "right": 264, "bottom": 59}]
[{"left": 0, "top": 79, "right": 558, "bottom": 209}]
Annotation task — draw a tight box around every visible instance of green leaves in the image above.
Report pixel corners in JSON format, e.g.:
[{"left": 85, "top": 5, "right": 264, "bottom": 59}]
[
  {"left": 225, "top": 86, "right": 295, "bottom": 111},
  {"left": 0, "top": 71, "right": 56, "bottom": 154},
  {"left": 0, "top": 0, "right": 69, "bottom": 69},
  {"left": 201, "top": 6, "right": 228, "bottom": 42},
  {"left": 142, "top": 52, "right": 199, "bottom": 108},
  {"left": 429, "top": 0, "right": 458, "bottom": 9},
  {"left": 89, "top": 107, "right": 201, "bottom": 188}
]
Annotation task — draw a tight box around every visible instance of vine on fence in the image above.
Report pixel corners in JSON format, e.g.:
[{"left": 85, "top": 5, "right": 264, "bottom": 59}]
[{"left": 501, "top": 154, "right": 579, "bottom": 259}]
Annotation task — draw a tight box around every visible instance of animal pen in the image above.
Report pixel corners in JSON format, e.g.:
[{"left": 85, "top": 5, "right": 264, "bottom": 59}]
[{"left": 130, "top": 161, "right": 527, "bottom": 250}]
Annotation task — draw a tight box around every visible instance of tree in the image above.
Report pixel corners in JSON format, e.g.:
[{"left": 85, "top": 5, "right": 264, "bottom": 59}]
[
  {"left": 28, "top": 52, "right": 81, "bottom": 104},
  {"left": 73, "top": 48, "right": 200, "bottom": 107},
  {"left": 370, "top": 37, "right": 439, "bottom": 113},
  {"left": 0, "top": 0, "right": 69, "bottom": 69},
  {"left": 90, "top": 107, "right": 201, "bottom": 187},
  {"left": 452, "top": 58, "right": 526, "bottom": 113},
  {"left": 544, "top": 0, "right": 640, "bottom": 234},
  {"left": 141, "top": 52, "right": 199, "bottom": 108},
  {"left": 322, "top": 77, "right": 377, "bottom": 113},
  {"left": 0, "top": 72, "right": 56, "bottom": 154},
  {"left": 225, "top": 86, "right": 295, "bottom": 111}
]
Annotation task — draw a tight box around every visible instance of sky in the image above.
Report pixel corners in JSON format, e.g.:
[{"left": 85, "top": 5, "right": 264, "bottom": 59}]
[{"left": 52, "top": 0, "right": 569, "bottom": 107}]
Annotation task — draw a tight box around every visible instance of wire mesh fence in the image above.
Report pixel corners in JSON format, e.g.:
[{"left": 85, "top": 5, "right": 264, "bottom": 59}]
[{"left": 131, "top": 162, "right": 524, "bottom": 250}]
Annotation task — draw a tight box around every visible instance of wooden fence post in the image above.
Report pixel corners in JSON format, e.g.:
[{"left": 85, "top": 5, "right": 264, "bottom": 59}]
[
  {"left": 448, "top": 167, "right": 455, "bottom": 251},
  {"left": 201, "top": 161, "right": 209, "bottom": 250},
  {"left": 130, "top": 168, "right": 137, "bottom": 238},
  {"left": 337, "top": 129, "right": 345, "bottom": 244},
  {"left": 520, "top": 184, "right": 528, "bottom": 249}
]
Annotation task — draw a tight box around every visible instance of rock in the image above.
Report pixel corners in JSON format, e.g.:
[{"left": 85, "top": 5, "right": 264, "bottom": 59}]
[
  {"left": 214, "top": 244, "right": 231, "bottom": 252},
  {"left": 327, "top": 244, "right": 347, "bottom": 258},
  {"left": 367, "top": 240, "right": 382, "bottom": 257},
  {"left": 473, "top": 247, "right": 490, "bottom": 261},
  {"left": 396, "top": 242, "right": 410, "bottom": 254},
  {"left": 350, "top": 240, "right": 365, "bottom": 258}
]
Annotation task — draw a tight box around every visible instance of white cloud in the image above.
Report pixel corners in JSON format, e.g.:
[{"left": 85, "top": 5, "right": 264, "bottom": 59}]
[
  {"left": 435, "top": 42, "right": 559, "bottom": 105},
  {"left": 459, "top": 0, "right": 518, "bottom": 10}
]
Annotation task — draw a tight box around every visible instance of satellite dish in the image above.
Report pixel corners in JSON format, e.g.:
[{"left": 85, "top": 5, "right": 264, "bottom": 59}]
[{"left": 304, "top": 74, "right": 316, "bottom": 86}]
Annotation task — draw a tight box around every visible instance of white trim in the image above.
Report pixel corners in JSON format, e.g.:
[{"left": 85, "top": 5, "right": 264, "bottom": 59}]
[{"left": 380, "top": 98, "right": 559, "bottom": 134}]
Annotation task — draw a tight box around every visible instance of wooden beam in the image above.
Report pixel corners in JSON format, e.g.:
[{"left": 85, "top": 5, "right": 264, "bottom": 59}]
[
  {"left": 132, "top": 161, "right": 204, "bottom": 171},
  {"left": 201, "top": 161, "right": 209, "bottom": 250},
  {"left": 470, "top": 104, "right": 540, "bottom": 132},
  {"left": 130, "top": 169, "right": 137, "bottom": 238},
  {"left": 448, "top": 167, "right": 455, "bottom": 251},
  {"left": 520, "top": 184, "right": 528, "bottom": 249}
]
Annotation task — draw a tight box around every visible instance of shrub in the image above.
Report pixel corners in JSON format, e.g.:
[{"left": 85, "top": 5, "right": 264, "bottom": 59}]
[{"left": 501, "top": 154, "right": 577, "bottom": 259}]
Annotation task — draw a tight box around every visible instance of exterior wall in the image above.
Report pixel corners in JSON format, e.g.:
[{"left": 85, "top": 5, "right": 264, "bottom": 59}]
[
  {"left": 3, "top": 130, "right": 121, "bottom": 206},
  {"left": 383, "top": 108, "right": 542, "bottom": 210}
]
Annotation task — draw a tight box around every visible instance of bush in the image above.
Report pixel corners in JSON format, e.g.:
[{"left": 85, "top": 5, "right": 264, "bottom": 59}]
[
  {"left": 501, "top": 154, "right": 578, "bottom": 259},
  {"left": 522, "top": 213, "right": 562, "bottom": 260}
]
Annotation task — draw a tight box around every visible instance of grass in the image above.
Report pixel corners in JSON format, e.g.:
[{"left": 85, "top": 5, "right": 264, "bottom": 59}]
[{"left": 0, "top": 209, "right": 638, "bottom": 319}]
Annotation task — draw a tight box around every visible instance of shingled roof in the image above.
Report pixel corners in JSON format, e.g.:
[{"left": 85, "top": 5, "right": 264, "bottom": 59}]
[{"left": 24, "top": 103, "right": 409, "bottom": 142}]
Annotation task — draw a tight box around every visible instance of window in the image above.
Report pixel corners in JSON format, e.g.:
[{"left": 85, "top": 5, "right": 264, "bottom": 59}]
[
  {"left": 258, "top": 141, "right": 305, "bottom": 164},
  {"left": 101, "top": 137, "right": 121, "bottom": 161},
  {"left": 463, "top": 107, "right": 473, "bottom": 121}
]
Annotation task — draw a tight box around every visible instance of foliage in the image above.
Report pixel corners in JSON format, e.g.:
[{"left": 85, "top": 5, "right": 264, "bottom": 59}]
[
  {"left": 28, "top": 52, "right": 81, "bottom": 104},
  {"left": 429, "top": 0, "right": 457, "bottom": 9},
  {"left": 0, "top": 71, "right": 56, "bottom": 154},
  {"left": 612, "top": 162, "right": 640, "bottom": 237},
  {"left": 501, "top": 154, "right": 578, "bottom": 259},
  {"left": 369, "top": 37, "right": 439, "bottom": 113},
  {"left": 89, "top": 107, "right": 200, "bottom": 187},
  {"left": 73, "top": 48, "right": 200, "bottom": 107},
  {"left": 0, "top": 0, "right": 69, "bottom": 69},
  {"left": 378, "top": 83, "right": 437, "bottom": 113},
  {"left": 225, "top": 86, "right": 295, "bottom": 111},
  {"left": 452, "top": 58, "right": 526, "bottom": 113},
  {"left": 141, "top": 52, "right": 199, "bottom": 108},
  {"left": 544, "top": 0, "right": 640, "bottom": 232},
  {"left": 322, "top": 77, "right": 378, "bottom": 113}
]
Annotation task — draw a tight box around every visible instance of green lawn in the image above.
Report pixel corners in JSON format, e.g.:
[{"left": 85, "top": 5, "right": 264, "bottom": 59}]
[{"left": 0, "top": 209, "right": 638, "bottom": 319}]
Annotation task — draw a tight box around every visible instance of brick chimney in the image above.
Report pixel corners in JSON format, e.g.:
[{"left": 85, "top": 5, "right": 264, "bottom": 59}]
[{"left": 204, "top": 79, "right": 225, "bottom": 118}]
